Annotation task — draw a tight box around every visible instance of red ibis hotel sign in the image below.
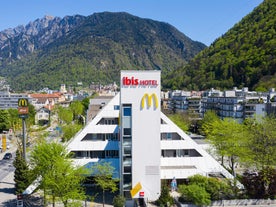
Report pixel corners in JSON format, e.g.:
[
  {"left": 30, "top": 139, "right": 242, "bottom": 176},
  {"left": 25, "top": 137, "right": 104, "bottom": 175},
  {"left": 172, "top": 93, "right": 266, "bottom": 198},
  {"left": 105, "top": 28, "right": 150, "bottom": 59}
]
[{"left": 122, "top": 76, "right": 158, "bottom": 87}]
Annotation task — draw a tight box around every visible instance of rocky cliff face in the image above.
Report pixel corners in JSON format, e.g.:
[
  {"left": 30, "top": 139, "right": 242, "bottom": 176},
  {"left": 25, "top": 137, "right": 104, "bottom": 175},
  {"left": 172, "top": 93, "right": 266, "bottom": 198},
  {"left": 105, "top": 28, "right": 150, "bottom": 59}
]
[{"left": 0, "top": 15, "right": 86, "bottom": 61}]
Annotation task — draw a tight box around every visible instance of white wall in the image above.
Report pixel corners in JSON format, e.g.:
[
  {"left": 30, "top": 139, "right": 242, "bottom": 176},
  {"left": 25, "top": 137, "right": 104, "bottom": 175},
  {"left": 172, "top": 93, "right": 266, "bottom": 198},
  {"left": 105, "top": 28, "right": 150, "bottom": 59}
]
[{"left": 120, "top": 70, "right": 161, "bottom": 201}]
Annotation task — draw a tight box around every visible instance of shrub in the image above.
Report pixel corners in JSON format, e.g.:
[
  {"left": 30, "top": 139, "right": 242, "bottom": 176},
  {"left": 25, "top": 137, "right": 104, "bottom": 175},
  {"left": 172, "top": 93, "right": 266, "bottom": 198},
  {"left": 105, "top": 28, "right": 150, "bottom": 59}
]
[
  {"left": 178, "top": 184, "right": 211, "bottom": 206},
  {"left": 113, "top": 195, "right": 126, "bottom": 207}
]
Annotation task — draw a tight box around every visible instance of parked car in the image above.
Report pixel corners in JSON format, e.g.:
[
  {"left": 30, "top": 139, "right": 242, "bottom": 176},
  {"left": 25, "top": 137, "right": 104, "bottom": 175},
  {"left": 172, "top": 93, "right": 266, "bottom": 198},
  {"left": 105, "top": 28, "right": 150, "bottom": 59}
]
[{"left": 3, "top": 152, "right": 12, "bottom": 160}]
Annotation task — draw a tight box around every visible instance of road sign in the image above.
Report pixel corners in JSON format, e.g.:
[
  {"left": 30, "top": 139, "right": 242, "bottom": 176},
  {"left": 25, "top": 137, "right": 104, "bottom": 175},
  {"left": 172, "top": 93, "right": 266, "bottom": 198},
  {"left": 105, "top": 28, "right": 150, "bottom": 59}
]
[
  {"left": 18, "top": 98, "right": 29, "bottom": 117},
  {"left": 130, "top": 182, "right": 142, "bottom": 198},
  {"left": 18, "top": 98, "right": 28, "bottom": 107}
]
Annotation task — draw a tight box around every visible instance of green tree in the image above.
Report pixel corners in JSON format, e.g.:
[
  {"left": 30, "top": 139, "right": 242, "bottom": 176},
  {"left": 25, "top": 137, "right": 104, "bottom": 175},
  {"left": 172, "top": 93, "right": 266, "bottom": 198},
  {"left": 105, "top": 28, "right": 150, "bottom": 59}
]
[
  {"left": 199, "top": 110, "right": 220, "bottom": 136},
  {"left": 156, "top": 181, "right": 174, "bottom": 206},
  {"left": 0, "top": 109, "right": 10, "bottom": 132},
  {"left": 168, "top": 112, "right": 190, "bottom": 132},
  {"left": 57, "top": 106, "right": 73, "bottom": 124},
  {"left": 45, "top": 158, "right": 87, "bottom": 207},
  {"left": 205, "top": 117, "right": 248, "bottom": 177},
  {"left": 30, "top": 142, "right": 86, "bottom": 207},
  {"left": 244, "top": 115, "right": 276, "bottom": 197},
  {"left": 13, "top": 149, "right": 32, "bottom": 194},
  {"left": 70, "top": 101, "right": 84, "bottom": 120},
  {"left": 7, "top": 108, "right": 21, "bottom": 131},
  {"left": 27, "top": 104, "right": 36, "bottom": 126},
  {"left": 61, "top": 123, "right": 82, "bottom": 142},
  {"left": 91, "top": 162, "right": 119, "bottom": 207},
  {"left": 81, "top": 95, "right": 98, "bottom": 113}
]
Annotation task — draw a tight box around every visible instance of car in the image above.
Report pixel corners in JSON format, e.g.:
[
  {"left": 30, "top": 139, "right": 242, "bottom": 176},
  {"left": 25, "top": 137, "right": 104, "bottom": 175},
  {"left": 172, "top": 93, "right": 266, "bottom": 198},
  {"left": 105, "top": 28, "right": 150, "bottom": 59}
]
[{"left": 3, "top": 152, "right": 12, "bottom": 160}]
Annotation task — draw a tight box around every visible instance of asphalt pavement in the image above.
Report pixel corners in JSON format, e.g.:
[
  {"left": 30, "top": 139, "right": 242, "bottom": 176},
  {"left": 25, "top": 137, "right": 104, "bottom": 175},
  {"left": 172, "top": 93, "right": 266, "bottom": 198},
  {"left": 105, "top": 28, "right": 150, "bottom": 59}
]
[{"left": 0, "top": 152, "right": 17, "bottom": 207}]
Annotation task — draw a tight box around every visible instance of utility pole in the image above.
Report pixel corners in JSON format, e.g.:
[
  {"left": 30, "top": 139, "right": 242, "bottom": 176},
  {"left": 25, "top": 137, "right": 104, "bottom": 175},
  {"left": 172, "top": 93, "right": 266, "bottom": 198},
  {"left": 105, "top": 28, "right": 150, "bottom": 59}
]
[{"left": 18, "top": 98, "right": 29, "bottom": 161}]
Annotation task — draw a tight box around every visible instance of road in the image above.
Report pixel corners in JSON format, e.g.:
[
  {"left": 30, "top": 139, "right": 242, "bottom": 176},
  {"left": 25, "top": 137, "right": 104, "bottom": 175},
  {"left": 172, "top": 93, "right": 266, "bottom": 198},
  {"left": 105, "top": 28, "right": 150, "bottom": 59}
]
[{"left": 0, "top": 150, "right": 17, "bottom": 207}]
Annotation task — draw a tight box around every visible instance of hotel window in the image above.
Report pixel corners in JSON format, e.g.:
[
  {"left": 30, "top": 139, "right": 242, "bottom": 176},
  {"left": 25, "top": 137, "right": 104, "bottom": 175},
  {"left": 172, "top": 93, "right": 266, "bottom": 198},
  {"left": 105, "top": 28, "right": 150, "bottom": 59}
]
[
  {"left": 123, "top": 107, "right": 131, "bottom": 116},
  {"left": 122, "top": 104, "right": 132, "bottom": 198},
  {"left": 124, "top": 166, "right": 131, "bottom": 174},
  {"left": 124, "top": 146, "right": 131, "bottom": 155},
  {"left": 123, "top": 128, "right": 131, "bottom": 136},
  {"left": 106, "top": 150, "right": 119, "bottom": 158},
  {"left": 104, "top": 119, "right": 112, "bottom": 125},
  {"left": 114, "top": 105, "right": 120, "bottom": 110}
]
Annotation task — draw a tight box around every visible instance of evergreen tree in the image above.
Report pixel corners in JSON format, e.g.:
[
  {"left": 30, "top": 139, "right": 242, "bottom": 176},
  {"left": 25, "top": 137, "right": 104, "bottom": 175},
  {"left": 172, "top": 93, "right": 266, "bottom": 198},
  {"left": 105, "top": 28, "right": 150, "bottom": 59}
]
[
  {"left": 13, "top": 149, "right": 32, "bottom": 194},
  {"left": 156, "top": 181, "right": 174, "bottom": 206}
]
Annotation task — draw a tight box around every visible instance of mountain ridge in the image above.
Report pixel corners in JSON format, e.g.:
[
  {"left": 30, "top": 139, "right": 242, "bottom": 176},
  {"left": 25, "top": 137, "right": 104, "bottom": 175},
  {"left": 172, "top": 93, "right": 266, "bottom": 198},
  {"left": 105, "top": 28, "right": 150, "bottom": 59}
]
[
  {"left": 163, "top": 0, "right": 275, "bottom": 91},
  {"left": 0, "top": 12, "right": 206, "bottom": 91}
]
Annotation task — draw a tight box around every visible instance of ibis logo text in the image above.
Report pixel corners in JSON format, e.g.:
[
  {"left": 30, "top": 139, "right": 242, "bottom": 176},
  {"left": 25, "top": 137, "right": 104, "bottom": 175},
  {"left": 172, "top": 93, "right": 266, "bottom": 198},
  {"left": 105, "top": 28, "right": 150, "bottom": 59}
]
[
  {"left": 122, "top": 76, "right": 158, "bottom": 87},
  {"left": 141, "top": 93, "right": 158, "bottom": 109}
]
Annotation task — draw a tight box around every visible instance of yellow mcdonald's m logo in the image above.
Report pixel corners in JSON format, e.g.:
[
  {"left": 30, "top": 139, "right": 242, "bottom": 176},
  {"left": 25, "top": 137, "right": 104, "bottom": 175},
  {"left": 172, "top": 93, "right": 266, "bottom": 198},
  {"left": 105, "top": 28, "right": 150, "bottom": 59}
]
[
  {"left": 141, "top": 93, "right": 158, "bottom": 109},
  {"left": 18, "top": 98, "right": 28, "bottom": 107}
]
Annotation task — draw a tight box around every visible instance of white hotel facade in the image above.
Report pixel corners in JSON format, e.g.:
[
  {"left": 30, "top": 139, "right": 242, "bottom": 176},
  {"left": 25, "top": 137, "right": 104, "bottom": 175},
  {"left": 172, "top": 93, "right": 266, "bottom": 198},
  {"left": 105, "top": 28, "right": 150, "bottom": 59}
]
[{"left": 67, "top": 71, "right": 234, "bottom": 201}]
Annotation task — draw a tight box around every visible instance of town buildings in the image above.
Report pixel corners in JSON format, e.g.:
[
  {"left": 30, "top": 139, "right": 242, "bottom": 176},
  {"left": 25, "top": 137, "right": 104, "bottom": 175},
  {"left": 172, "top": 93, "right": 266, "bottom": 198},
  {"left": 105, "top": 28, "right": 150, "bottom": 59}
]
[{"left": 167, "top": 87, "right": 276, "bottom": 121}]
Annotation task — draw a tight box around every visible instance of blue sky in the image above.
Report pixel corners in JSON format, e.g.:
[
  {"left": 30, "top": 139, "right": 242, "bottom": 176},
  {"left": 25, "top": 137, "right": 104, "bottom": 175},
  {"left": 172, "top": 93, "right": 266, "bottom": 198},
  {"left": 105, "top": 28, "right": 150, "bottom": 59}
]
[{"left": 0, "top": 0, "right": 263, "bottom": 46}]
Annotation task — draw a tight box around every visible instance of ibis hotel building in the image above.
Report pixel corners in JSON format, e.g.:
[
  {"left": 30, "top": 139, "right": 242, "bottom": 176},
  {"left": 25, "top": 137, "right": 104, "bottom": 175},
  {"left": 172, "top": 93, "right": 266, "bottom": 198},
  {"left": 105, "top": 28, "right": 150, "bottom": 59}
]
[{"left": 67, "top": 70, "right": 234, "bottom": 201}]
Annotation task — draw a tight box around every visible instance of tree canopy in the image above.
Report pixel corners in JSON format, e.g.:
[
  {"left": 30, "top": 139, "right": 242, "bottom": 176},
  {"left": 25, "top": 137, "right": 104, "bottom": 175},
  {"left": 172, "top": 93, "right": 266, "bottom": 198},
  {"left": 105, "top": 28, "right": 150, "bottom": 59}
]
[{"left": 30, "top": 142, "right": 86, "bottom": 206}]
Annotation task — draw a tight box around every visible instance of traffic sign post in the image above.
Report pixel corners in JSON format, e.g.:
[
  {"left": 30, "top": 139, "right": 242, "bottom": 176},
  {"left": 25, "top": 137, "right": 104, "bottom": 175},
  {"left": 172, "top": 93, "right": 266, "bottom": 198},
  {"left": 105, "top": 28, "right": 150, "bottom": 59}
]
[{"left": 18, "top": 98, "right": 29, "bottom": 161}]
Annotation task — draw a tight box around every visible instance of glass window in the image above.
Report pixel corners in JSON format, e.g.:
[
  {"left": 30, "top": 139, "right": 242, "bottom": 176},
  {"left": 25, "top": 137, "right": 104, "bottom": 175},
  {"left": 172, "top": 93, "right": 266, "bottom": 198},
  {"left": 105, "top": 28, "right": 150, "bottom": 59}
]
[
  {"left": 123, "top": 107, "right": 131, "bottom": 116},
  {"left": 124, "top": 128, "right": 131, "bottom": 135},
  {"left": 114, "top": 105, "right": 120, "bottom": 110},
  {"left": 124, "top": 146, "right": 131, "bottom": 155},
  {"left": 124, "top": 166, "right": 131, "bottom": 173}
]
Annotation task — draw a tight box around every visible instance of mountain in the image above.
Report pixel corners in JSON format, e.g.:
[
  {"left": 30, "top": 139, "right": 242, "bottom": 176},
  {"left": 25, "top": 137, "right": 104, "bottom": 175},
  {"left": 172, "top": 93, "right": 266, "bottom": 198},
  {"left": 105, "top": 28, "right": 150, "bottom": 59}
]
[
  {"left": 163, "top": 0, "right": 276, "bottom": 91},
  {"left": 0, "top": 15, "right": 86, "bottom": 61},
  {"left": 0, "top": 12, "right": 206, "bottom": 91}
]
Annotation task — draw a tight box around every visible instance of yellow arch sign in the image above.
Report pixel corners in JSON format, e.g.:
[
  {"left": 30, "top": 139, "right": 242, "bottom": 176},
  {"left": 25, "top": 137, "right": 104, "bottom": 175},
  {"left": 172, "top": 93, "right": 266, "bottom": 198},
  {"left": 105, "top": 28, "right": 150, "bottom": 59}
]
[
  {"left": 18, "top": 98, "right": 28, "bottom": 107},
  {"left": 141, "top": 93, "right": 158, "bottom": 109}
]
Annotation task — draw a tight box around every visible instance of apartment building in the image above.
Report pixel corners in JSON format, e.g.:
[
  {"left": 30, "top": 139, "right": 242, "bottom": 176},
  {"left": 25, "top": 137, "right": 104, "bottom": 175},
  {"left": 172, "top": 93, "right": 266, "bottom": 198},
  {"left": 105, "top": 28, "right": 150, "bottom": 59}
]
[
  {"left": 168, "top": 87, "right": 276, "bottom": 121},
  {"left": 0, "top": 90, "right": 30, "bottom": 110}
]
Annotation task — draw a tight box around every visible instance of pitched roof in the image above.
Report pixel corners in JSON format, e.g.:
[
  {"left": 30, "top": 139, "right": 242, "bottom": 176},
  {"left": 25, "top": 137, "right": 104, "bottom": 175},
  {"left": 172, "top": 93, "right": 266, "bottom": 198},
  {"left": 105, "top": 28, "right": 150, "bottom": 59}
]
[{"left": 29, "top": 93, "right": 60, "bottom": 98}]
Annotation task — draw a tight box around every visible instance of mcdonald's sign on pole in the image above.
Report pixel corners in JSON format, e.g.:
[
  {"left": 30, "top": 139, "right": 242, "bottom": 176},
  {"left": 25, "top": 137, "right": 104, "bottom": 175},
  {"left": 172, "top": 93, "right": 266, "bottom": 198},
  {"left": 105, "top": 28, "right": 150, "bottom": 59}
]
[
  {"left": 18, "top": 98, "right": 29, "bottom": 118},
  {"left": 141, "top": 93, "right": 158, "bottom": 109}
]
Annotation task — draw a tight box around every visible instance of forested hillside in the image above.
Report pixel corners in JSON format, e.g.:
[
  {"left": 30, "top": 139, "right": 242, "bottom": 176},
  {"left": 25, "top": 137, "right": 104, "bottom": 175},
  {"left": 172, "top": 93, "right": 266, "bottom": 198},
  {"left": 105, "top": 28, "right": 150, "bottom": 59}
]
[
  {"left": 0, "top": 12, "right": 205, "bottom": 91},
  {"left": 163, "top": 0, "right": 275, "bottom": 91}
]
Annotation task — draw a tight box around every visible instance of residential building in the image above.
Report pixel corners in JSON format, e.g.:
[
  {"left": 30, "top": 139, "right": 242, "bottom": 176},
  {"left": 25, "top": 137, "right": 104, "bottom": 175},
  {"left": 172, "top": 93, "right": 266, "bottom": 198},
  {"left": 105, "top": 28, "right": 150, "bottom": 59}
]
[
  {"left": 29, "top": 92, "right": 66, "bottom": 110},
  {"left": 35, "top": 107, "right": 51, "bottom": 125},
  {"left": 0, "top": 90, "right": 30, "bottom": 110},
  {"left": 167, "top": 87, "right": 275, "bottom": 121},
  {"left": 201, "top": 87, "right": 268, "bottom": 121},
  {"left": 86, "top": 96, "right": 114, "bottom": 121}
]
